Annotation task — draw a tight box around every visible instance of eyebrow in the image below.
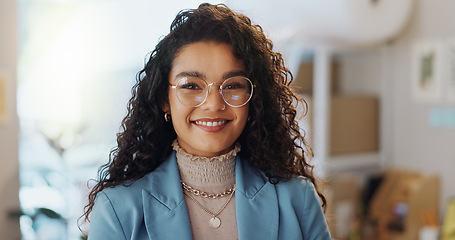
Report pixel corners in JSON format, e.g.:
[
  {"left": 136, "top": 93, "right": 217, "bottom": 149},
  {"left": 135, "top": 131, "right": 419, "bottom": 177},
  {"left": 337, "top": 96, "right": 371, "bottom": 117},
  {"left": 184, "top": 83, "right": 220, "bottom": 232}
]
[
  {"left": 173, "top": 70, "right": 247, "bottom": 82},
  {"left": 223, "top": 70, "right": 247, "bottom": 79},
  {"left": 174, "top": 71, "right": 204, "bottom": 80}
]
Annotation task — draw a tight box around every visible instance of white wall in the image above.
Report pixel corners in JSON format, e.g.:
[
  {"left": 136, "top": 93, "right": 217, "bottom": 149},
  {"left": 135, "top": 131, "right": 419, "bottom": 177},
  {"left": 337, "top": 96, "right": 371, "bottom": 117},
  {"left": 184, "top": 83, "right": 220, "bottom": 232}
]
[
  {"left": 389, "top": 0, "right": 455, "bottom": 214},
  {"left": 334, "top": 0, "right": 455, "bottom": 216},
  {"left": 0, "top": 0, "right": 21, "bottom": 239}
]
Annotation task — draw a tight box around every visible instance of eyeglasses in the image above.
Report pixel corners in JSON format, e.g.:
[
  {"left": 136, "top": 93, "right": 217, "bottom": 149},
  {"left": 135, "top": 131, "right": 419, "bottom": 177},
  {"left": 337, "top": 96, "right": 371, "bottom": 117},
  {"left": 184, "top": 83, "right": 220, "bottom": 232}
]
[{"left": 170, "top": 76, "right": 254, "bottom": 108}]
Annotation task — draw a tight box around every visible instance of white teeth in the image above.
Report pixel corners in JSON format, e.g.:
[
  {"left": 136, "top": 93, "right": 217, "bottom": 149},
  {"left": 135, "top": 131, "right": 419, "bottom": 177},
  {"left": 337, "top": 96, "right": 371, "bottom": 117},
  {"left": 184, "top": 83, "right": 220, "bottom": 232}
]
[{"left": 195, "top": 120, "right": 227, "bottom": 126}]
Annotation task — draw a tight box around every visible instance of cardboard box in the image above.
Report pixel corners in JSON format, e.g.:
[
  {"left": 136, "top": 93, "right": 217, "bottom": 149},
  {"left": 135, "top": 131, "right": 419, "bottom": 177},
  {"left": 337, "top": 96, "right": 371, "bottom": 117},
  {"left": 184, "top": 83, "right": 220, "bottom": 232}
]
[
  {"left": 292, "top": 61, "right": 339, "bottom": 94},
  {"left": 369, "top": 170, "right": 440, "bottom": 240},
  {"left": 296, "top": 94, "right": 379, "bottom": 155},
  {"left": 330, "top": 95, "right": 379, "bottom": 155}
]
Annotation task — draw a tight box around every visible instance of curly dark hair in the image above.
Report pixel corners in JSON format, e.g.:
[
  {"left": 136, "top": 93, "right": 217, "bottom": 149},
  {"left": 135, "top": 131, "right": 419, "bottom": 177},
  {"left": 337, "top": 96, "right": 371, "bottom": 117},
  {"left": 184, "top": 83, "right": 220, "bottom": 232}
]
[{"left": 82, "top": 3, "right": 326, "bottom": 222}]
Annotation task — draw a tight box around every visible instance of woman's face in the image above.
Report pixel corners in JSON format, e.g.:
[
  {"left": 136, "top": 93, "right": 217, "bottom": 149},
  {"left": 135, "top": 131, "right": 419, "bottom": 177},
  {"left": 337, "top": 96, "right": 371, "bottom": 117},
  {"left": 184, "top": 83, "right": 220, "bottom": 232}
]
[{"left": 164, "top": 41, "right": 249, "bottom": 157}]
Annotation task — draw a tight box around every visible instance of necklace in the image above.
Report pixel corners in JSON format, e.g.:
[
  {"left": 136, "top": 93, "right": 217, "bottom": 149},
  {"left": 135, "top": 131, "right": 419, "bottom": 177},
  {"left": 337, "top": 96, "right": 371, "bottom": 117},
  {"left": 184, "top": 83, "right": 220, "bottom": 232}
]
[
  {"left": 181, "top": 181, "right": 235, "bottom": 199},
  {"left": 183, "top": 184, "right": 236, "bottom": 228}
]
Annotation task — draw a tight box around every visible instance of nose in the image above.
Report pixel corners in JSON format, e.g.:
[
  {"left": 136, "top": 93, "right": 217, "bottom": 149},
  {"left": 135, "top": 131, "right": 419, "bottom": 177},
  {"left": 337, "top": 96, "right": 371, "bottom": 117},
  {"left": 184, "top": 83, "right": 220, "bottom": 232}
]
[{"left": 202, "top": 83, "right": 225, "bottom": 111}]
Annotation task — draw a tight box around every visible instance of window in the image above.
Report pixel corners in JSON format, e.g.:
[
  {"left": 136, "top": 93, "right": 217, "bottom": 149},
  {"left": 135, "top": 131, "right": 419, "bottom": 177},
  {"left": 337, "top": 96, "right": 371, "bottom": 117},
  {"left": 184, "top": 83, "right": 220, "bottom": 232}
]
[{"left": 17, "top": 1, "right": 221, "bottom": 238}]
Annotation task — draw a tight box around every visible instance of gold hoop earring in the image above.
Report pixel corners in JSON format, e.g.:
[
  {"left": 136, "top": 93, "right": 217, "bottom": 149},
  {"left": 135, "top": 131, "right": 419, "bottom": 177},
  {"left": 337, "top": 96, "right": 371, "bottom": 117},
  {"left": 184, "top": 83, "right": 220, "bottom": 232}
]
[{"left": 164, "top": 113, "right": 171, "bottom": 122}]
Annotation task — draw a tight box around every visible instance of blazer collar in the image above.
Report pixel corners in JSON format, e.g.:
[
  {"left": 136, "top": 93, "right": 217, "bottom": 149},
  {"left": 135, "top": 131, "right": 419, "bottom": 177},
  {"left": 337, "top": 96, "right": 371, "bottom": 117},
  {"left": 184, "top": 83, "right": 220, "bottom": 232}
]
[
  {"left": 142, "top": 152, "right": 279, "bottom": 240},
  {"left": 142, "top": 151, "right": 193, "bottom": 239}
]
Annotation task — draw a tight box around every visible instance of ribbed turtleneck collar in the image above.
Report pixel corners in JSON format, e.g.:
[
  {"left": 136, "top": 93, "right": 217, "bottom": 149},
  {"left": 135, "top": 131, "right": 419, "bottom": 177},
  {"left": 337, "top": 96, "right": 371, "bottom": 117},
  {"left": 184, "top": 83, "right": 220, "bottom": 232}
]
[{"left": 173, "top": 140, "right": 239, "bottom": 189}]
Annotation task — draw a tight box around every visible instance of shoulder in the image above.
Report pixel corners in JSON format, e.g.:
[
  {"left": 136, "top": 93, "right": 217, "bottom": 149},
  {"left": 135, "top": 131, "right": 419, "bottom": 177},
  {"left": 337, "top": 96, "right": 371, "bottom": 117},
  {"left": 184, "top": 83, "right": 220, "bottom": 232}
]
[
  {"left": 94, "top": 152, "right": 179, "bottom": 210},
  {"left": 98, "top": 172, "right": 154, "bottom": 206},
  {"left": 91, "top": 171, "right": 158, "bottom": 222},
  {"left": 89, "top": 172, "right": 157, "bottom": 238},
  {"left": 275, "top": 177, "right": 321, "bottom": 212},
  {"left": 274, "top": 176, "right": 316, "bottom": 196},
  {"left": 274, "top": 177, "right": 331, "bottom": 239}
]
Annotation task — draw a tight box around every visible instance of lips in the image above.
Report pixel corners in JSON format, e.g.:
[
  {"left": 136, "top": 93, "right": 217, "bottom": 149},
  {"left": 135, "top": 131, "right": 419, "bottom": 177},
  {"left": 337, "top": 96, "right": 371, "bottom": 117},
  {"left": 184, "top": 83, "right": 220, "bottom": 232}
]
[
  {"left": 195, "top": 120, "right": 227, "bottom": 126},
  {"left": 192, "top": 118, "right": 229, "bottom": 132}
]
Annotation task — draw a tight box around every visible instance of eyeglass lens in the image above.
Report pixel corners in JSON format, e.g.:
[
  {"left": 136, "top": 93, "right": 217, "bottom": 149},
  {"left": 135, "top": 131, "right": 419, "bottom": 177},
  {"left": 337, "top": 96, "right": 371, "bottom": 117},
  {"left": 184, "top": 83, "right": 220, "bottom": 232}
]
[{"left": 175, "top": 76, "right": 253, "bottom": 107}]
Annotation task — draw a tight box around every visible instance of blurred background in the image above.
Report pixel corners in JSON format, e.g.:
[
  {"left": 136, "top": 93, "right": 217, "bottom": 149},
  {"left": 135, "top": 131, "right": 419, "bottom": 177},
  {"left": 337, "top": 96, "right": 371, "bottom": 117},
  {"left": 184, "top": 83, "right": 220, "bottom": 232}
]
[{"left": 1, "top": 0, "right": 454, "bottom": 239}]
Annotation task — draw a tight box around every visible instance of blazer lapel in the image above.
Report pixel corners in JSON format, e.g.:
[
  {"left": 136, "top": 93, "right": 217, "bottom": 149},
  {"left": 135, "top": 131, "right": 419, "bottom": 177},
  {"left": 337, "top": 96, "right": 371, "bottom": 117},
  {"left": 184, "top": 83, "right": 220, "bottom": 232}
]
[
  {"left": 140, "top": 152, "right": 279, "bottom": 239},
  {"left": 142, "top": 152, "right": 193, "bottom": 239},
  {"left": 235, "top": 156, "right": 279, "bottom": 240}
]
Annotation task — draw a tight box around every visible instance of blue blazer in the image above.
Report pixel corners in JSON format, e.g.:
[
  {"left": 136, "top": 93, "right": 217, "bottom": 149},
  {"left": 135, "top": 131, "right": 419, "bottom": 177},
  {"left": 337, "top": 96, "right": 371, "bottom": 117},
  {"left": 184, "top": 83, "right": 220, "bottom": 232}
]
[{"left": 88, "top": 152, "right": 331, "bottom": 240}]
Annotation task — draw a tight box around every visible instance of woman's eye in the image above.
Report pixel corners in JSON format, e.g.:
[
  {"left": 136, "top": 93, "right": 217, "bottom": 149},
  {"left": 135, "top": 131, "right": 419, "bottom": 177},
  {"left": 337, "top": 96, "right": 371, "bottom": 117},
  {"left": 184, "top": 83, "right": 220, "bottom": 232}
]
[
  {"left": 181, "top": 83, "right": 202, "bottom": 90},
  {"left": 224, "top": 83, "right": 243, "bottom": 90}
]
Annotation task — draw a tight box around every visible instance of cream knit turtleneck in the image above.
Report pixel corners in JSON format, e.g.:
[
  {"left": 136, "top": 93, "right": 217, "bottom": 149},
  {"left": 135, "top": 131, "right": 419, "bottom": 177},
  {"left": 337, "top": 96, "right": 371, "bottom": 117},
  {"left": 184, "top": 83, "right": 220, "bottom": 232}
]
[{"left": 173, "top": 140, "right": 239, "bottom": 240}]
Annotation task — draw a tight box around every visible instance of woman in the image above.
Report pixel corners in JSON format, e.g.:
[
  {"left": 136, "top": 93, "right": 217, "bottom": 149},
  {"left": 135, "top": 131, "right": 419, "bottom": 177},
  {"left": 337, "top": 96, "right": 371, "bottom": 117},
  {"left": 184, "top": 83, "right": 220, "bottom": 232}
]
[{"left": 83, "top": 3, "right": 331, "bottom": 240}]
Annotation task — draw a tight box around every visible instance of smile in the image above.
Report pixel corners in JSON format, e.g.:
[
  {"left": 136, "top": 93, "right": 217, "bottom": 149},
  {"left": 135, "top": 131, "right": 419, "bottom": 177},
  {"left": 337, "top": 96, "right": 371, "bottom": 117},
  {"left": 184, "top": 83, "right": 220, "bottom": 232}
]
[{"left": 194, "top": 120, "right": 227, "bottom": 126}]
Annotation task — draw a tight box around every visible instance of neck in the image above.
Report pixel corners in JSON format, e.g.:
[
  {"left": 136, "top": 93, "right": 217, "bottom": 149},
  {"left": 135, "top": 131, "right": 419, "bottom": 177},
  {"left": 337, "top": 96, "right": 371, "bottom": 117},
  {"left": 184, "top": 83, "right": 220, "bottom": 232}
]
[{"left": 173, "top": 140, "right": 239, "bottom": 190}]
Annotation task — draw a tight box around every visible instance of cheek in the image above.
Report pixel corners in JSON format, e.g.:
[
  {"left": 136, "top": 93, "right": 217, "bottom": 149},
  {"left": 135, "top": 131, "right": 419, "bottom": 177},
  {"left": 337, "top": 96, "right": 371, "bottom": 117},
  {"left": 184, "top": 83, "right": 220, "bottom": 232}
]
[{"left": 169, "top": 97, "right": 193, "bottom": 125}]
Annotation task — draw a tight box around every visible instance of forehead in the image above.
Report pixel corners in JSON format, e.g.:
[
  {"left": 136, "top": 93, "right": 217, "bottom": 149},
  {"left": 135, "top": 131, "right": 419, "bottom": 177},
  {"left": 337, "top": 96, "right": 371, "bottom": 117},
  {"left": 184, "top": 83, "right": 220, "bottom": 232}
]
[{"left": 170, "top": 41, "right": 245, "bottom": 81}]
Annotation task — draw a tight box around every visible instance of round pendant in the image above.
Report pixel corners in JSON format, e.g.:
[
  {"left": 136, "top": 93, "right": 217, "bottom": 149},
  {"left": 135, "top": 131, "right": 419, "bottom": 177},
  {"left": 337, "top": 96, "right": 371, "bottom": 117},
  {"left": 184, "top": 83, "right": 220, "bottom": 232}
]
[{"left": 209, "top": 217, "right": 221, "bottom": 228}]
